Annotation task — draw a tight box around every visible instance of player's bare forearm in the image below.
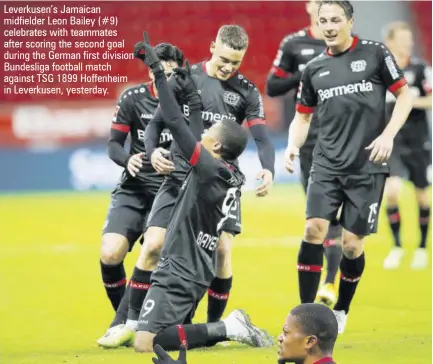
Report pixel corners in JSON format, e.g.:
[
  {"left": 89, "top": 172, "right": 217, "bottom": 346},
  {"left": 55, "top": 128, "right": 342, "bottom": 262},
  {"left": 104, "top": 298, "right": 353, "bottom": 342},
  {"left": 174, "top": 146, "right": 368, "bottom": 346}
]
[
  {"left": 288, "top": 112, "right": 312, "bottom": 148},
  {"left": 153, "top": 69, "right": 197, "bottom": 159},
  {"left": 266, "top": 72, "right": 302, "bottom": 97},
  {"left": 249, "top": 124, "right": 275, "bottom": 177},
  {"left": 383, "top": 85, "right": 413, "bottom": 138},
  {"left": 108, "top": 129, "right": 130, "bottom": 167},
  {"left": 412, "top": 94, "right": 432, "bottom": 110},
  {"left": 144, "top": 107, "right": 166, "bottom": 157}
]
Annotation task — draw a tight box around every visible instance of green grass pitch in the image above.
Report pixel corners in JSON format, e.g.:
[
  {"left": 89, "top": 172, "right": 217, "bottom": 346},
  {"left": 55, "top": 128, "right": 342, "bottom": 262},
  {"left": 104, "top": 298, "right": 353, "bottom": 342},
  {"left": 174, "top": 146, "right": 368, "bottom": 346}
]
[{"left": 1, "top": 184, "right": 431, "bottom": 363}]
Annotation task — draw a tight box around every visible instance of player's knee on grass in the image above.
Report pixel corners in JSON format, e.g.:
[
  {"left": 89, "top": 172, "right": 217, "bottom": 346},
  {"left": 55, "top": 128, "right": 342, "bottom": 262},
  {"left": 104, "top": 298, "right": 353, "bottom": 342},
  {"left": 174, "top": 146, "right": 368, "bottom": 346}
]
[
  {"left": 385, "top": 177, "right": 403, "bottom": 207},
  {"left": 134, "top": 331, "right": 156, "bottom": 353},
  {"left": 341, "top": 230, "right": 364, "bottom": 259},
  {"left": 101, "top": 233, "right": 130, "bottom": 265},
  {"left": 137, "top": 227, "right": 167, "bottom": 270},
  {"left": 415, "top": 188, "right": 431, "bottom": 209},
  {"left": 304, "top": 218, "right": 329, "bottom": 244},
  {"left": 216, "top": 232, "right": 233, "bottom": 278}
]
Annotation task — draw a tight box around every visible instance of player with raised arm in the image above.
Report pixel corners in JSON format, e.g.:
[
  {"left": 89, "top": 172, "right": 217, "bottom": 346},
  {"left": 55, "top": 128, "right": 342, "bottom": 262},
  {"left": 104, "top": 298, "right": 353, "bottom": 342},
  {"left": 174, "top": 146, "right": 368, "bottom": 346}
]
[
  {"left": 129, "top": 32, "right": 272, "bottom": 353},
  {"left": 284, "top": 1, "right": 412, "bottom": 333},
  {"left": 381, "top": 22, "right": 432, "bottom": 270},
  {"left": 97, "top": 25, "right": 275, "bottom": 348},
  {"left": 266, "top": 0, "right": 342, "bottom": 307},
  {"left": 98, "top": 42, "right": 183, "bottom": 330}
]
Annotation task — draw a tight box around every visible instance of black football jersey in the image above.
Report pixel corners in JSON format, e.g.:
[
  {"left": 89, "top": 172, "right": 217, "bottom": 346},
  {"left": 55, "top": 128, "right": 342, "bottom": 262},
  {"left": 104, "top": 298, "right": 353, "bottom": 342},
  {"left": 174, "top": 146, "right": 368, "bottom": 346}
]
[
  {"left": 386, "top": 58, "right": 432, "bottom": 148},
  {"left": 297, "top": 37, "right": 407, "bottom": 175},
  {"left": 112, "top": 82, "right": 173, "bottom": 179},
  {"left": 157, "top": 143, "right": 245, "bottom": 286},
  {"left": 270, "top": 27, "right": 326, "bottom": 149},
  {"left": 169, "top": 62, "right": 266, "bottom": 162}
]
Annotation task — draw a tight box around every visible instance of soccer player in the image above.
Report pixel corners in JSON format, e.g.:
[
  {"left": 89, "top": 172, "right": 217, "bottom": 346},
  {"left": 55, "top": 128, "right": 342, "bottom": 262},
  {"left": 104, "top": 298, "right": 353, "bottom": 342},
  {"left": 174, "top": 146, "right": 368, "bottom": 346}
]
[
  {"left": 381, "top": 21, "right": 432, "bottom": 270},
  {"left": 284, "top": 0, "right": 413, "bottom": 333},
  {"left": 266, "top": 0, "right": 342, "bottom": 307},
  {"left": 99, "top": 43, "right": 184, "bottom": 325},
  {"left": 135, "top": 33, "right": 272, "bottom": 353},
  {"left": 151, "top": 303, "right": 338, "bottom": 364},
  {"left": 277, "top": 303, "right": 338, "bottom": 364},
  {"left": 129, "top": 24, "right": 274, "bottom": 337}
]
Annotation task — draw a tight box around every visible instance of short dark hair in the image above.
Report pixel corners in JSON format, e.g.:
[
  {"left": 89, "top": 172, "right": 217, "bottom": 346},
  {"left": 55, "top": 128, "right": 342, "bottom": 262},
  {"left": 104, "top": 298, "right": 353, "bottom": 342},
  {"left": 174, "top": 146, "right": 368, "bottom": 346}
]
[
  {"left": 217, "top": 25, "right": 249, "bottom": 51},
  {"left": 218, "top": 120, "right": 248, "bottom": 161},
  {"left": 318, "top": 0, "right": 354, "bottom": 19},
  {"left": 384, "top": 21, "right": 412, "bottom": 40},
  {"left": 290, "top": 303, "right": 338, "bottom": 353},
  {"left": 154, "top": 43, "right": 184, "bottom": 67}
]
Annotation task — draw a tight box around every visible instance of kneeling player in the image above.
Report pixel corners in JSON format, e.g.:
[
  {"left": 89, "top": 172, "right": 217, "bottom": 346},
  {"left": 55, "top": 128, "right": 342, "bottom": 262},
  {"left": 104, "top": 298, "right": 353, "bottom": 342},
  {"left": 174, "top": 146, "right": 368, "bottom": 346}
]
[
  {"left": 122, "top": 34, "right": 272, "bottom": 352},
  {"left": 99, "top": 43, "right": 183, "bottom": 324}
]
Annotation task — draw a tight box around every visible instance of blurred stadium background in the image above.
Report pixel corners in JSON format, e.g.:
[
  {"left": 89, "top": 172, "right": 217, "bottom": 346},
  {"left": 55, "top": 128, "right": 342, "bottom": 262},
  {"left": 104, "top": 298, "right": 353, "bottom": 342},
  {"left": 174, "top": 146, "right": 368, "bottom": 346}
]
[{"left": 1, "top": 1, "right": 431, "bottom": 364}]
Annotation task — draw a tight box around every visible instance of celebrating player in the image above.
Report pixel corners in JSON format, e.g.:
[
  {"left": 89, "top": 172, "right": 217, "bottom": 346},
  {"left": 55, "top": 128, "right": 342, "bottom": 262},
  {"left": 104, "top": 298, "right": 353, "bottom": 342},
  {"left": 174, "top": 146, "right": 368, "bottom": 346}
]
[
  {"left": 99, "top": 42, "right": 183, "bottom": 327},
  {"left": 133, "top": 32, "right": 272, "bottom": 353},
  {"left": 98, "top": 24, "right": 275, "bottom": 347},
  {"left": 381, "top": 21, "right": 432, "bottom": 270},
  {"left": 266, "top": 0, "right": 342, "bottom": 307},
  {"left": 285, "top": 0, "right": 413, "bottom": 333}
]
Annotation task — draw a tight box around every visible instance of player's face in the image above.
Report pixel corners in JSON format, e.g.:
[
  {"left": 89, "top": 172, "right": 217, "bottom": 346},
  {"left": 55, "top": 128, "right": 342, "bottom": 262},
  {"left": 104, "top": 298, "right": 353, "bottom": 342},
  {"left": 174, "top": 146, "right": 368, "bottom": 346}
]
[
  {"left": 318, "top": 4, "right": 353, "bottom": 48},
  {"left": 277, "top": 315, "right": 315, "bottom": 362},
  {"left": 388, "top": 29, "right": 414, "bottom": 59},
  {"left": 209, "top": 39, "right": 246, "bottom": 81},
  {"left": 148, "top": 60, "right": 178, "bottom": 81},
  {"left": 201, "top": 124, "right": 222, "bottom": 156}
]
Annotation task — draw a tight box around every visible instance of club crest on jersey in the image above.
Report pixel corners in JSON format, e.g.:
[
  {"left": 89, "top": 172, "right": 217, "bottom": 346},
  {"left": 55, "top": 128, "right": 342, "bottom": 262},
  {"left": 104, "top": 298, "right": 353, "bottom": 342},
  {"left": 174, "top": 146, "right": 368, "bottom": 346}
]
[
  {"left": 223, "top": 91, "right": 240, "bottom": 106},
  {"left": 350, "top": 60, "right": 367, "bottom": 73}
]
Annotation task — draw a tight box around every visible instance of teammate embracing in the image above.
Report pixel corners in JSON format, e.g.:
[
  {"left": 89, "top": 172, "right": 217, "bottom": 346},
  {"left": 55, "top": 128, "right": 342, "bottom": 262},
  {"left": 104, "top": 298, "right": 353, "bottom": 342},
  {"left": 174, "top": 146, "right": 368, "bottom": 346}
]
[{"left": 99, "top": 42, "right": 184, "bottom": 329}]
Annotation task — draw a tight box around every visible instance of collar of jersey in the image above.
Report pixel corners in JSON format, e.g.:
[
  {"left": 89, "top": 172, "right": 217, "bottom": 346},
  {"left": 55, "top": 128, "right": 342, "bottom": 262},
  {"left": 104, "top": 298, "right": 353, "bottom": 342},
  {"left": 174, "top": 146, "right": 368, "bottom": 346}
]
[
  {"left": 313, "top": 357, "right": 334, "bottom": 364},
  {"left": 326, "top": 36, "right": 359, "bottom": 57},
  {"left": 146, "top": 82, "right": 157, "bottom": 99}
]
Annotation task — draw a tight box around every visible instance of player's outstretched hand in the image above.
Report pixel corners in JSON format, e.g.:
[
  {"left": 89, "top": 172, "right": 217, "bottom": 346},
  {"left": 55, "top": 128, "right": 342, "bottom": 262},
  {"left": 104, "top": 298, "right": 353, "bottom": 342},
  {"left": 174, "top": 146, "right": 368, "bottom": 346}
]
[
  {"left": 151, "top": 147, "right": 175, "bottom": 175},
  {"left": 173, "top": 61, "right": 198, "bottom": 97},
  {"left": 365, "top": 133, "right": 394, "bottom": 164},
  {"left": 133, "top": 31, "right": 164, "bottom": 73},
  {"left": 255, "top": 169, "right": 273, "bottom": 197},
  {"left": 127, "top": 152, "right": 145, "bottom": 177},
  {"left": 152, "top": 344, "right": 187, "bottom": 364},
  {"left": 284, "top": 145, "right": 299, "bottom": 173}
]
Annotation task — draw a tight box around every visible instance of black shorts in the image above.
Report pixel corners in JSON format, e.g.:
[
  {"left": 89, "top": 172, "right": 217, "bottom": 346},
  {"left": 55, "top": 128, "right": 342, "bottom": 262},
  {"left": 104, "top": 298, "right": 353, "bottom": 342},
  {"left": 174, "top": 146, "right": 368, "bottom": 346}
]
[
  {"left": 102, "top": 182, "right": 158, "bottom": 249},
  {"left": 389, "top": 147, "right": 431, "bottom": 189},
  {"left": 147, "top": 176, "right": 242, "bottom": 236},
  {"left": 299, "top": 147, "right": 314, "bottom": 193},
  {"left": 137, "top": 268, "right": 206, "bottom": 334},
  {"left": 306, "top": 171, "right": 387, "bottom": 236}
]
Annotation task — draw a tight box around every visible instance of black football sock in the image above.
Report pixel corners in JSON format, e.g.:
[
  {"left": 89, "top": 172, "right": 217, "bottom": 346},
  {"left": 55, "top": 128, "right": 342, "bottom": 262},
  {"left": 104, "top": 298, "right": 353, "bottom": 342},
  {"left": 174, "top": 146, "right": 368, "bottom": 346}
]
[
  {"left": 386, "top": 206, "right": 401, "bottom": 247},
  {"left": 128, "top": 267, "right": 152, "bottom": 321},
  {"left": 419, "top": 207, "right": 430, "bottom": 249},
  {"left": 297, "top": 240, "right": 324, "bottom": 303},
  {"left": 207, "top": 277, "right": 232, "bottom": 322},
  {"left": 100, "top": 260, "right": 127, "bottom": 311},
  {"left": 323, "top": 240, "right": 342, "bottom": 285},
  {"left": 334, "top": 252, "right": 365, "bottom": 314},
  {"left": 153, "top": 322, "right": 227, "bottom": 351},
  {"left": 109, "top": 284, "right": 130, "bottom": 327}
]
